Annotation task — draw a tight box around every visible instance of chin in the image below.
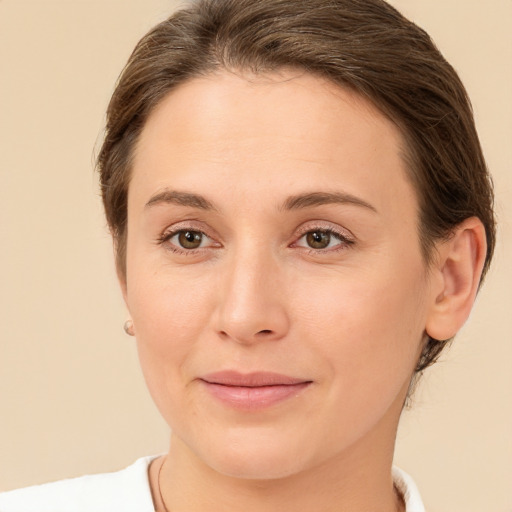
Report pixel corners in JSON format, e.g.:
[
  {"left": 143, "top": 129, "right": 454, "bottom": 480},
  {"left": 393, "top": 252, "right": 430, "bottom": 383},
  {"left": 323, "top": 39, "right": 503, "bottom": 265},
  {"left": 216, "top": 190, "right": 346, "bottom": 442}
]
[
  {"left": 185, "top": 427, "right": 314, "bottom": 481},
  {"left": 209, "top": 451, "right": 306, "bottom": 481}
]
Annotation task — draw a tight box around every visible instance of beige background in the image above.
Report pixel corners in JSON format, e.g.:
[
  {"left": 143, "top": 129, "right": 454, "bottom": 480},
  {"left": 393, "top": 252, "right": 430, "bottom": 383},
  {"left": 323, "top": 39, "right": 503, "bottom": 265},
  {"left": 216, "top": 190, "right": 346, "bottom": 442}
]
[{"left": 0, "top": 1, "right": 510, "bottom": 510}]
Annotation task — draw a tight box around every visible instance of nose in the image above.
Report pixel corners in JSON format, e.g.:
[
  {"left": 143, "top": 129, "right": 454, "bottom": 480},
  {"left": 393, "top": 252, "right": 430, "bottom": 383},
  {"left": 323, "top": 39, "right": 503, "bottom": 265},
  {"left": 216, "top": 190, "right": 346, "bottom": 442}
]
[{"left": 214, "top": 247, "right": 290, "bottom": 345}]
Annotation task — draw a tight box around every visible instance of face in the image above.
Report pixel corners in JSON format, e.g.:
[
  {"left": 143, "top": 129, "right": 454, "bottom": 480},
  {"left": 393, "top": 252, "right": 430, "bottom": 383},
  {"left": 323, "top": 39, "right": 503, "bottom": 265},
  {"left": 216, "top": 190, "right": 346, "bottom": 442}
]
[{"left": 124, "top": 70, "right": 434, "bottom": 480}]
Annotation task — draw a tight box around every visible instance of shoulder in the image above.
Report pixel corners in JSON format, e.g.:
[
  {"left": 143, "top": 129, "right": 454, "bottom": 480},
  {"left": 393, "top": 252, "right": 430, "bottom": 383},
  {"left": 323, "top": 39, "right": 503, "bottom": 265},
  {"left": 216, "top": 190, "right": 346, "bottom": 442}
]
[
  {"left": 393, "top": 466, "right": 426, "bottom": 512},
  {"left": 0, "top": 455, "right": 158, "bottom": 512}
]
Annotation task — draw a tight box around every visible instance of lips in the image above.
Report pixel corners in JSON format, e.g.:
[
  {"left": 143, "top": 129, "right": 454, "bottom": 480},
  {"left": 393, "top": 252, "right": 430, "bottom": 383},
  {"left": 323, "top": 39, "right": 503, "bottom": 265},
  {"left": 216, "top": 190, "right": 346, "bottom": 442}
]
[{"left": 199, "top": 371, "right": 312, "bottom": 409}]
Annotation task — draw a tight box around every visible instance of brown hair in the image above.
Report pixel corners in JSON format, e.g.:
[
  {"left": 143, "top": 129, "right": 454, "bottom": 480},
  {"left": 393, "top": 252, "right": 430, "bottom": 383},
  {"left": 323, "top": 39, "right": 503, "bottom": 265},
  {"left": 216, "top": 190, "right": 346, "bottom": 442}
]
[{"left": 97, "top": 0, "right": 495, "bottom": 372}]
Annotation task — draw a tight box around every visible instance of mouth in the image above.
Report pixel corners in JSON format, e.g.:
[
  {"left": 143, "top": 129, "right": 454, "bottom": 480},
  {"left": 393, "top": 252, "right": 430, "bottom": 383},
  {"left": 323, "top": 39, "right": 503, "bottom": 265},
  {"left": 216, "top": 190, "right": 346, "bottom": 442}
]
[{"left": 199, "top": 371, "right": 313, "bottom": 410}]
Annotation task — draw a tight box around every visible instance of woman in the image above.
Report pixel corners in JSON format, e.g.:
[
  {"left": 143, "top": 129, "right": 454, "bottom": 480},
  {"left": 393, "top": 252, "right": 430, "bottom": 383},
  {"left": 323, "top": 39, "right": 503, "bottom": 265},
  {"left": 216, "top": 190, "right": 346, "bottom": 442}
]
[{"left": 0, "top": 0, "right": 496, "bottom": 511}]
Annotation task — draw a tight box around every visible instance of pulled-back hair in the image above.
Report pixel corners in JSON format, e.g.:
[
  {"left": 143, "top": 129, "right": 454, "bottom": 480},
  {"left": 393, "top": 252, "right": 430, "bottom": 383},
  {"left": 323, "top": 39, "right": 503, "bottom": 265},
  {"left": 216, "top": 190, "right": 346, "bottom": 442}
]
[{"left": 97, "top": 0, "right": 495, "bottom": 372}]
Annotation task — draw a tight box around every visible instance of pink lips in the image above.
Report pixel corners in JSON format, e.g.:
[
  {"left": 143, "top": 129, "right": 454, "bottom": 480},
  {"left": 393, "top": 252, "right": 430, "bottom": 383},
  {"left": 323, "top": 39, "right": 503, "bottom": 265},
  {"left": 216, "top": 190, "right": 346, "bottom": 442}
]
[{"left": 199, "top": 371, "right": 312, "bottom": 410}]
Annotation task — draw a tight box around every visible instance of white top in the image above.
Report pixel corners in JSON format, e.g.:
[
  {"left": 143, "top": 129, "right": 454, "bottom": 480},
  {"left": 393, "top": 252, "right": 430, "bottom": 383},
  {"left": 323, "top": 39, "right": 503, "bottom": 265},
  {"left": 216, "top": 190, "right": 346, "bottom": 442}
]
[{"left": 0, "top": 456, "right": 425, "bottom": 512}]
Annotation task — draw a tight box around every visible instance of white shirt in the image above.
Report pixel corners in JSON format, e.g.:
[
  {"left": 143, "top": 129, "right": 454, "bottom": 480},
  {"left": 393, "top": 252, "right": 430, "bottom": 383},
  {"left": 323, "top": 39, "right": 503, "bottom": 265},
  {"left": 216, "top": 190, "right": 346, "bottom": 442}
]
[{"left": 0, "top": 456, "right": 425, "bottom": 512}]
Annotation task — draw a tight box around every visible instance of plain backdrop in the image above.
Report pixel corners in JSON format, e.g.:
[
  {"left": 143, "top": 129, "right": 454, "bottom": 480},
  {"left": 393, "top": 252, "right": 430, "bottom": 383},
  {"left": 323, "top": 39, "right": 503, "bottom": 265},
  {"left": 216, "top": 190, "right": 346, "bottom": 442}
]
[{"left": 0, "top": 1, "right": 511, "bottom": 511}]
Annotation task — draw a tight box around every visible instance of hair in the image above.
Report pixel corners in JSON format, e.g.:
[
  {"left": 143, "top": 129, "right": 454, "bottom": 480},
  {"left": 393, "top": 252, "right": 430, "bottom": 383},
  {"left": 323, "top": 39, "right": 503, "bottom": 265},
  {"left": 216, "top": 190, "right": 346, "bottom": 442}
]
[{"left": 97, "top": 0, "right": 495, "bottom": 373}]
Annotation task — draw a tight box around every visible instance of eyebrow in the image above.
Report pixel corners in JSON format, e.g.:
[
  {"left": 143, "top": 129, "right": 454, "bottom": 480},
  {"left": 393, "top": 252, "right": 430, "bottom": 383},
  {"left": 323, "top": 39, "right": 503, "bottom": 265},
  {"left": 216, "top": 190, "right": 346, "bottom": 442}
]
[
  {"left": 144, "top": 189, "right": 377, "bottom": 214},
  {"left": 281, "top": 191, "right": 377, "bottom": 213},
  {"left": 145, "top": 190, "right": 217, "bottom": 211}
]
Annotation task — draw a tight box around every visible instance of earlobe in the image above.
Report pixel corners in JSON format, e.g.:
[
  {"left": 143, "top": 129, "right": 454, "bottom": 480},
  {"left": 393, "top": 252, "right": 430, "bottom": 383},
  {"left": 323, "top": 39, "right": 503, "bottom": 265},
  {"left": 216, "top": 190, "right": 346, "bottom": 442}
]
[{"left": 425, "top": 217, "right": 487, "bottom": 341}]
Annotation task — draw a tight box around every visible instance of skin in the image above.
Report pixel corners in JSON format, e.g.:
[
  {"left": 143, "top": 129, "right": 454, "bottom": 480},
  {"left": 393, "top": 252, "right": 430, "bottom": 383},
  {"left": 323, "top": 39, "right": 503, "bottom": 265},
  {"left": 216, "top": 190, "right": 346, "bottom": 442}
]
[{"left": 121, "top": 70, "right": 486, "bottom": 512}]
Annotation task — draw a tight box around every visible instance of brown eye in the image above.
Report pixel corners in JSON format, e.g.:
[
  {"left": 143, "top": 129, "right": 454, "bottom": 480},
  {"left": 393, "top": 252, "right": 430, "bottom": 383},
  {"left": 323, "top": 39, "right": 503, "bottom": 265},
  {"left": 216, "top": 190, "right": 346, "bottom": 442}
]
[
  {"left": 306, "top": 230, "right": 331, "bottom": 249},
  {"left": 177, "top": 230, "right": 203, "bottom": 249}
]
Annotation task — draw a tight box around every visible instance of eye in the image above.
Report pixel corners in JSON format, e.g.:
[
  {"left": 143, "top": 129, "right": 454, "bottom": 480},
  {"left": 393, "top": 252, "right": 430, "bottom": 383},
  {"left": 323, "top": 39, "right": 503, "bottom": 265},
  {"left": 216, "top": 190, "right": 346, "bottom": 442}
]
[
  {"left": 173, "top": 230, "right": 205, "bottom": 249},
  {"left": 305, "top": 230, "right": 332, "bottom": 249},
  {"left": 295, "top": 228, "right": 353, "bottom": 251},
  {"left": 159, "top": 228, "right": 217, "bottom": 252}
]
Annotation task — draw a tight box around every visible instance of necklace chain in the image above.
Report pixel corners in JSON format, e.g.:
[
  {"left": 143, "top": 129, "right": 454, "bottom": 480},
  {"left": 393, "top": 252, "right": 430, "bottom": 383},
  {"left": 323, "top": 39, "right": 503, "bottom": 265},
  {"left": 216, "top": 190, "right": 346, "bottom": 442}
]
[{"left": 157, "top": 457, "right": 170, "bottom": 512}]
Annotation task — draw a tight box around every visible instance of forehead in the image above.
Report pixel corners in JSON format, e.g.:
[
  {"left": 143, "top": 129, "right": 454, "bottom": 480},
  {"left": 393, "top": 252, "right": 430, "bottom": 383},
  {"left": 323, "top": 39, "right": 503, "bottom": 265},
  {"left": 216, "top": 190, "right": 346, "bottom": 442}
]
[
  {"left": 131, "top": 69, "right": 416, "bottom": 222},
  {"left": 136, "top": 69, "right": 400, "bottom": 157}
]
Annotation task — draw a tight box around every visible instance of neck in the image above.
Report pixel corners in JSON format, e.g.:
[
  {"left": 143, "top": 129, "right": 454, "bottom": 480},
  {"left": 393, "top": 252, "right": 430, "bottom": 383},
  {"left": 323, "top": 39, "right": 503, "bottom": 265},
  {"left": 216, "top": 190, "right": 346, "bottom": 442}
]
[{"left": 154, "top": 430, "right": 404, "bottom": 512}]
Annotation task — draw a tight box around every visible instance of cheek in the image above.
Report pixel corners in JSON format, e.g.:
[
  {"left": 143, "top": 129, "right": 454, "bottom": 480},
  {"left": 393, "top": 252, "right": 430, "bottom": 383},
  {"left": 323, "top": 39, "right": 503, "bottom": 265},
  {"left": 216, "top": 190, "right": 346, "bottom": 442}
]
[
  {"left": 290, "top": 268, "right": 427, "bottom": 454},
  {"left": 296, "top": 261, "right": 427, "bottom": 397},
  {"left": 126, "top": 266, "right": 216, "bottom": 421},
  {"left": 127, "top": 255, "right": 215, "bottom": 339}
]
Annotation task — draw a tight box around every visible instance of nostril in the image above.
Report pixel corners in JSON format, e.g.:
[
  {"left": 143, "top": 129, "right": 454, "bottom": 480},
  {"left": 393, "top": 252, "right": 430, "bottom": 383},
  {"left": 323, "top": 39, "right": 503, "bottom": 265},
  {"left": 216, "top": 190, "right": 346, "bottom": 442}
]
[{"left": 257, "top": 330, "right": 273, "bottom": 335}]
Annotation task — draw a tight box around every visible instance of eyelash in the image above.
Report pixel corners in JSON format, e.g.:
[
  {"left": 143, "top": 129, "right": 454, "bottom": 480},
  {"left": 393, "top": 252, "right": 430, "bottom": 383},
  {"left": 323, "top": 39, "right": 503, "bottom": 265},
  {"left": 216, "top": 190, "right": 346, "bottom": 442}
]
[{"left": 156, "top": 225, "right": 355, "bottom": 256}]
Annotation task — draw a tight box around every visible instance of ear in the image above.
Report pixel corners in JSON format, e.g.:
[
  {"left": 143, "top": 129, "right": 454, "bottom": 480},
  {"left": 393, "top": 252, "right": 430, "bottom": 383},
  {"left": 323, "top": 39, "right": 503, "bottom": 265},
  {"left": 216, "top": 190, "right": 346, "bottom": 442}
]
[{"left": 425, "top": 217, "right": 487, "bottom": 341}]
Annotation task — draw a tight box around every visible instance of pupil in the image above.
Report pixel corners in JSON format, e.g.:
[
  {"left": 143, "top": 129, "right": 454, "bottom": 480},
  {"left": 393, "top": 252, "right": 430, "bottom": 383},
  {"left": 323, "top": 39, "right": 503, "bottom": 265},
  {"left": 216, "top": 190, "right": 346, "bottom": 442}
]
[
  {"left": 307, "top": 230, "right": 330, "bottom": 249},
  {"left": 179, "top": 231, "right": 202, "bottom": 249}
]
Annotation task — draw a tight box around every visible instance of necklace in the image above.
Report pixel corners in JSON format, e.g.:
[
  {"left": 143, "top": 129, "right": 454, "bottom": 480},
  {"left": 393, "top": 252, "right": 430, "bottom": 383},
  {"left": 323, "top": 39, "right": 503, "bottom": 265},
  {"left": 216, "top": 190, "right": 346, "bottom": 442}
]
[{"left": 157, "top": 457, "right": 170, "bottom": 512}]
